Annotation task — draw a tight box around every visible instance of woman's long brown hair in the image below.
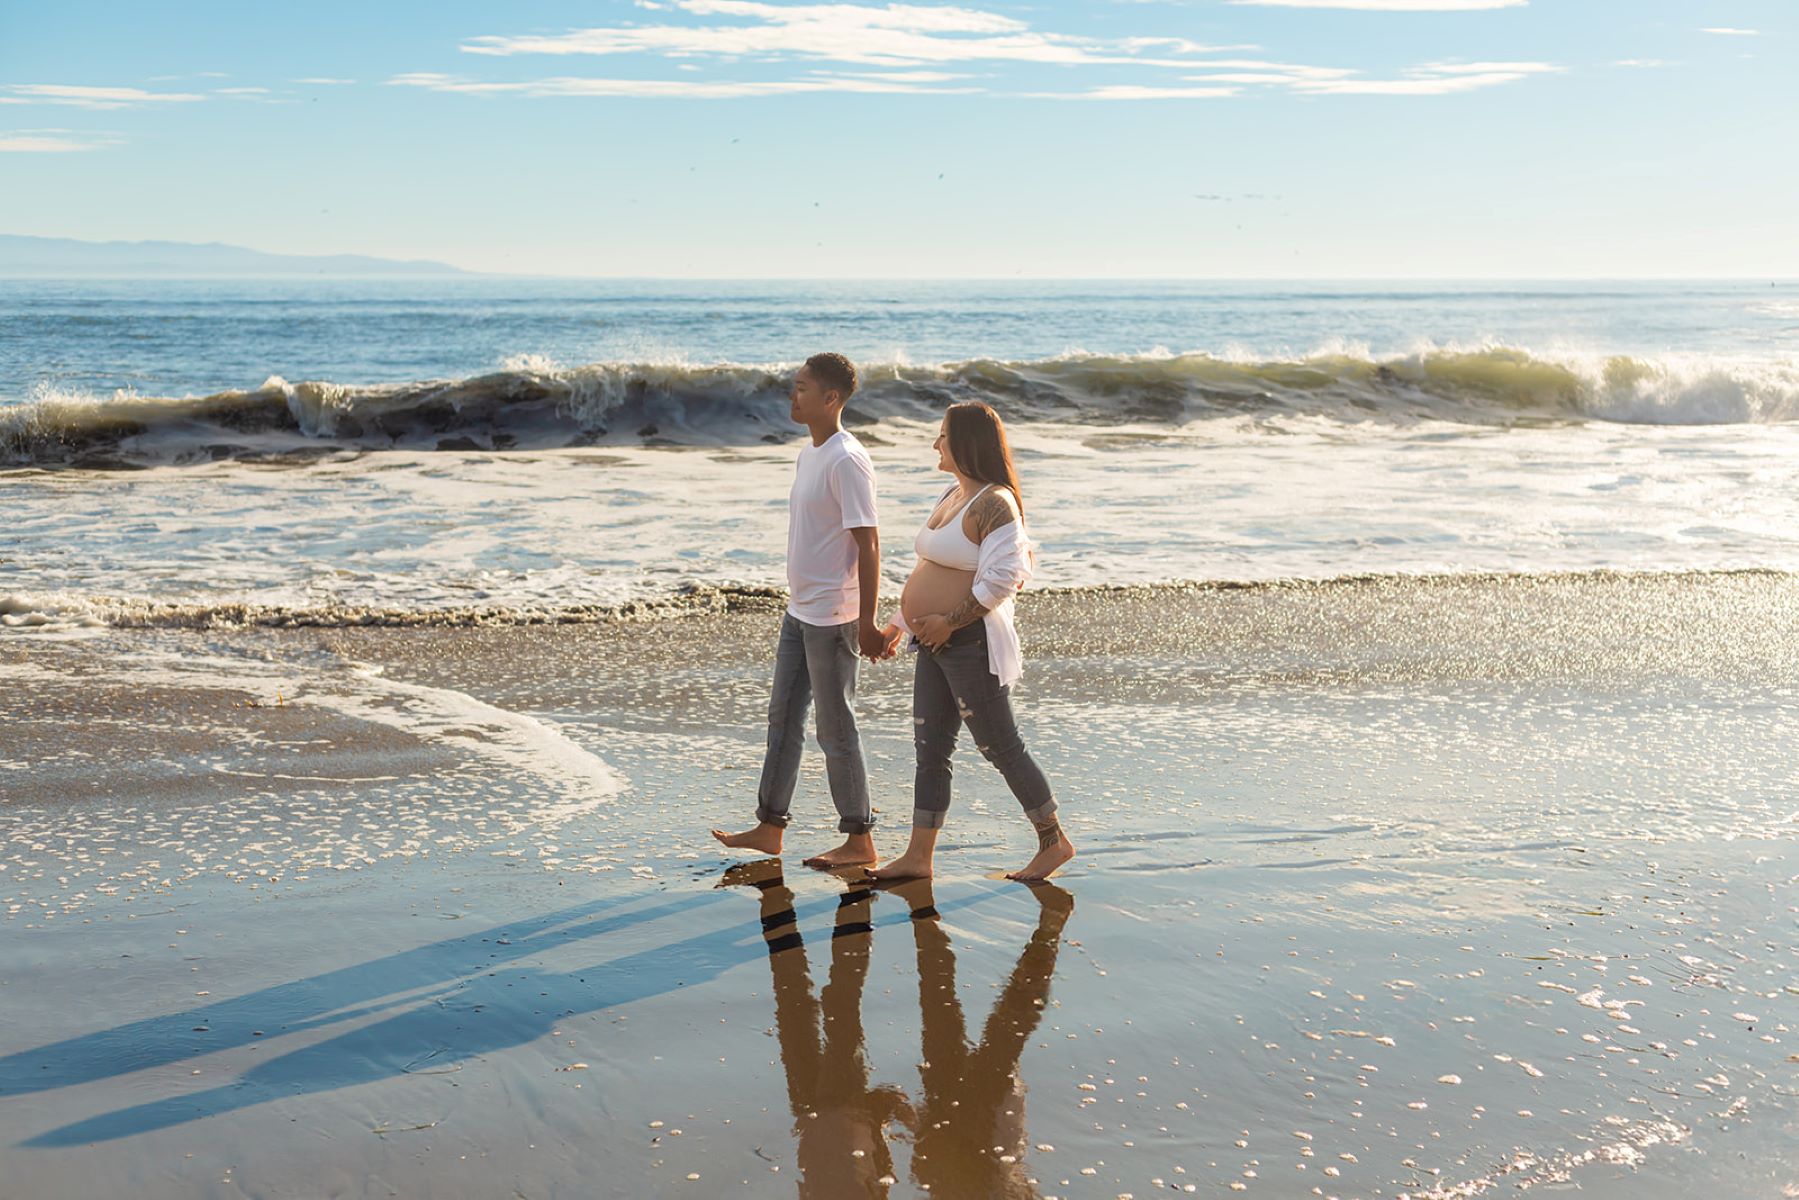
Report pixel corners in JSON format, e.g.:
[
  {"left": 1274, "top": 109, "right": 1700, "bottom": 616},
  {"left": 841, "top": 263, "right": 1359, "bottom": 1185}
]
[{"left": 944, "top": 401, "right": 1024, "bottom": 515}]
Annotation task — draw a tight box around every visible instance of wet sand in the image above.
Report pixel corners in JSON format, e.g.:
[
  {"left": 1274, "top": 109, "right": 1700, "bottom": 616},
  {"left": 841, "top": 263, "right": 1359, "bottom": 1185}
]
[{"left": 3, "top": 574, "right": 1797, "bottom": 1198}]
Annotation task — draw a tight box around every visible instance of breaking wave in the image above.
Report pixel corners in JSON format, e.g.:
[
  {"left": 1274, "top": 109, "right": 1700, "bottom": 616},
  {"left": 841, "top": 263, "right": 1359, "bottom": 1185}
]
[{"left": 5, "top": 348, "right": 1797, "bottom": 467}]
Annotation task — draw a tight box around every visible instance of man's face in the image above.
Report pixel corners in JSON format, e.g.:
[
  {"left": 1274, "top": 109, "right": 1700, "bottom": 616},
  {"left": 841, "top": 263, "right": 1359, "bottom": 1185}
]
[{"left": 790, "top": 365, "right": 838, "bottom": 425}]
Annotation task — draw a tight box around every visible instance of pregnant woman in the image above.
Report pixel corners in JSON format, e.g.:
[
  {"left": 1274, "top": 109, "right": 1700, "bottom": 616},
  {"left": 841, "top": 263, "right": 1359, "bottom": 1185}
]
[{"left": 869, "top": 401, "right": 1075, "bottom": 882}]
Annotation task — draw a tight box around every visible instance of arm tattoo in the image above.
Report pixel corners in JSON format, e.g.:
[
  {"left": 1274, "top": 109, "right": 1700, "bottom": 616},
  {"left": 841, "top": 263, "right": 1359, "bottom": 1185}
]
[
  {"left": 943, "top": 592, "right": 990, "bottom": 631},
  {"left": 943, "top": 489, "right": 1015, "bottom": 631},
  {"left": 967, "top": 488, "right": 1019, "bottom": 542}
]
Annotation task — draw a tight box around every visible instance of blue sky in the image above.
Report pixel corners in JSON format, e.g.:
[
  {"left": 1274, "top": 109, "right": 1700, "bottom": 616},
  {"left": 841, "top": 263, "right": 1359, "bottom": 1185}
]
[{"left": 1, "top": 0, "right": 1792, "bottom": 276}]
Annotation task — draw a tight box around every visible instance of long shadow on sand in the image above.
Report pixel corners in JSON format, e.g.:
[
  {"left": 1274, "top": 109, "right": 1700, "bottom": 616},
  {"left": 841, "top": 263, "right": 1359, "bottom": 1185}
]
[
  {"left": 0, "top": 890, "right": 717, "bottom": 1100},
  {"left": 10, "top": 872, "right": 1009, "bottom": 1148}
]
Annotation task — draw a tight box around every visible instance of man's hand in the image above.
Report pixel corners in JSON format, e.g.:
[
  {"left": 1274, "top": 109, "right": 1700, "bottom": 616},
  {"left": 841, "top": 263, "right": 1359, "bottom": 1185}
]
[
  {"left": 858, "top": 621, "right": 892, "bottom": 660},
  {"left": 914, "top": 613, "right": 951, "bottom": 651}
]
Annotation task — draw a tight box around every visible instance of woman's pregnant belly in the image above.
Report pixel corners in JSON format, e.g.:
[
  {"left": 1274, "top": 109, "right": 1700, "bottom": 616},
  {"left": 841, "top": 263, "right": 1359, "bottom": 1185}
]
[{"left": 901, "top": 559, "right": 978, "bottom": 628}]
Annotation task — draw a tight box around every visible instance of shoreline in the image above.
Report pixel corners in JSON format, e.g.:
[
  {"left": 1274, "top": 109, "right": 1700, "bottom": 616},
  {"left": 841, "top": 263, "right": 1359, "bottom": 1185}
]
[{"left": 7, "top": 564, "right": 1796, "bottom": 632}]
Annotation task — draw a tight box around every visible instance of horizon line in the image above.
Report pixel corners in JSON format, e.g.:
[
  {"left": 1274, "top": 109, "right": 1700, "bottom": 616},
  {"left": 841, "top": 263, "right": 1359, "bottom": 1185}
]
[{"left": 2, "top": 272, "right": 1796, "bottom": 283}]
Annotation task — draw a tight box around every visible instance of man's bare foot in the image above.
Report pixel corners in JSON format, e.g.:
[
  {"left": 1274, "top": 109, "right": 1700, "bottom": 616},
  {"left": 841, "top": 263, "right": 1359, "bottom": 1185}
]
[
  {"left": 867, "top": 850, "right": 934, "bottom": 880},
  {"left": 710, "top": 822, "right": 784, "bottom": 856},
  {"left": 801, "top": 834, "right": 877, "bottom": 868},
  {"left": 1006, "top": 833, "right": 1075, "bottom": 881}
]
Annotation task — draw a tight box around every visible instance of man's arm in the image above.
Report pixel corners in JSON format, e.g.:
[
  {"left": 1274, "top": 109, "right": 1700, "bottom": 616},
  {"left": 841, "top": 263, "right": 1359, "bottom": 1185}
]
[{"left": 848, "top": 525, "right": 889, "bottom": 659}]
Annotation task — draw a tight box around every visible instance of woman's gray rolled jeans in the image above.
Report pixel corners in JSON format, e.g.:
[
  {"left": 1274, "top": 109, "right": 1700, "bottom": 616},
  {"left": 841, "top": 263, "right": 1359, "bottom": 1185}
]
[{"left": 911, "top": 620, "right": 1056, "bottom": 830}]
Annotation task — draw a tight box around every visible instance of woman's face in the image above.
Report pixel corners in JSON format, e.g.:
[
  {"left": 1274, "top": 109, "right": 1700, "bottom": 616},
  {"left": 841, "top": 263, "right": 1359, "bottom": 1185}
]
[{"left": 933, "top": 418, "right": 953, "bottom": 474}]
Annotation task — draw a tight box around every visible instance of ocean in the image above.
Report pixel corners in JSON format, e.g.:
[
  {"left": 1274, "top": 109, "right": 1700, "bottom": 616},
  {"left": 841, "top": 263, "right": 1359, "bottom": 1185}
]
[{"left": 4, "top": 278, "right": 1798, "bottom": 629}]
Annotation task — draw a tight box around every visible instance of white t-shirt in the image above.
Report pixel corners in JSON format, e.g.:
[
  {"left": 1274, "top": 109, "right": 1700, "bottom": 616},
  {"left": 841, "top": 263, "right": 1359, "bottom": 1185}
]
[{"left": 786, "top": 430, "right": 878, "bottom": 626}]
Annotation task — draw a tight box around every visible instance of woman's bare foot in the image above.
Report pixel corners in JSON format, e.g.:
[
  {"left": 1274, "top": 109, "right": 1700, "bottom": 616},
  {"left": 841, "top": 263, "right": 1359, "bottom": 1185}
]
[
  {"left": 710, "top": 822, "right": 784, "bottom": 856},
  {"left": 867, "top": 850, "right": 934, "bottom": 880},
  {"left": 801, "top": 834, "right": 876, "bottom": 868},
  {"left": 1006, "top": 832, "right": 1075, "bottom": 881}
]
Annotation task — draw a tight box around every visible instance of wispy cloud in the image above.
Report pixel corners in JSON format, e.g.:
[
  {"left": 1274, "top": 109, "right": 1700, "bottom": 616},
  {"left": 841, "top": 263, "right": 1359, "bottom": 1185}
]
[
  {"left": 293, "top": 77, "right": 356, "bottom": 85},
  {"left": 1178, "top": 57, "right": 1360, "bottom": 80},
  {"left": 808, "top": 69, "right": 977, "bottom": 82},
  {"left": 1028, "top": 83, "right": 1241, "bottom": 99},
  {"left": 1290, "top": 59, "right": 1558, "bottom": 93},
  {"left": 215, "top": 86, "right": 292, "bottom": 104},
  {"left": 1040, "top": 58, "right": 1553, "bottom": 98},
  {"left": 459, "top": 0, "right": 1238, "bottom": 68},
  {"left": 0, "top": 128, "right": 120, "bottom": 152},
  {"left": 390, "top": 72, "right": 977, "bottom": 98},
  {"left": 0, "top": 84, "right": 205, "bottom": 110},
  {"left": 1699, "top": 27, "right": 1759, "bottom": 36},
  {"left": 418, "top": 2, "right": 1559, "bottom": 103},
  {"left": 1036, "top": 83, "right": 1244, "bottom": 98},
  {"left": 1613, "top": 58, "right": 1669, "bottom": 68},
  {"left": 1227, "top": 0, "right": 1525, "bottom": 8}
]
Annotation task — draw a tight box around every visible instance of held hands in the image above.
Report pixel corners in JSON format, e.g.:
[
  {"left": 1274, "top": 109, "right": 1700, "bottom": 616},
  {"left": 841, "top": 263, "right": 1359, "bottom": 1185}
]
[{"left": 859, "top": 621, "right": 899, "bottom": 661}]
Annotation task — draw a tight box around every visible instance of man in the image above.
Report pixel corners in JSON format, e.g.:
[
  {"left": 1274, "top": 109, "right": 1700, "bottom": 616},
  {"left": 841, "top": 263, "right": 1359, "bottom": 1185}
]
[{"left": 712, "top": 353, "right": 893, "bottom": 867}]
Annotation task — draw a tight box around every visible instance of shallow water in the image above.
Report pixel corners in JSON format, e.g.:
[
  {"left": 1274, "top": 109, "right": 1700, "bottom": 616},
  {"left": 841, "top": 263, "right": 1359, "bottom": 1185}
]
[{"left": 3, "top": 579, "right": 1794, "bottom": 1197}]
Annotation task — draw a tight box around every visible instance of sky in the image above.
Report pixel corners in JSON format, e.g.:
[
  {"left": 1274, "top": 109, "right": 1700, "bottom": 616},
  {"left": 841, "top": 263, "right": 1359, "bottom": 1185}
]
[{"left": 0, "top": 0, "right": 1794, "bottom": 277}]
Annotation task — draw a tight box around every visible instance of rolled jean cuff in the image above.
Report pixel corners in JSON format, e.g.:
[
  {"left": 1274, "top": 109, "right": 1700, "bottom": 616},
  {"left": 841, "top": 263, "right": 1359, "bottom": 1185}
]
[
  {"left": 837, "top": 816, "right": 876, "bottom": 835},
  {"left": 912, "top": 807, "right": 949, "bottom": 830},
  {"left": 754, "top": 806, "right": 792, "bottom": 829},
  {"left": 1022, "top": 799, "right": 1059, "bottom": 827}
]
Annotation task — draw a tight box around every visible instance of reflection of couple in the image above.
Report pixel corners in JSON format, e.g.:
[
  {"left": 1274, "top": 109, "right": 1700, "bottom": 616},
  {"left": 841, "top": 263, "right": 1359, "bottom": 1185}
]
[
  {"left": 712, "top": 352, "right": 1076, "bottom": 882},
  {"left": 722, "top": 861, "right": 1073, "bottom": 1199}
]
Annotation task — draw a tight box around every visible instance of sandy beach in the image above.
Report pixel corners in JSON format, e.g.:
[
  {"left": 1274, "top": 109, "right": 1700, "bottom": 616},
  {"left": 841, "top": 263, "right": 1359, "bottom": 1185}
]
[{"left": 4, "top": 573, "right": 1795, "bottom": 1198}]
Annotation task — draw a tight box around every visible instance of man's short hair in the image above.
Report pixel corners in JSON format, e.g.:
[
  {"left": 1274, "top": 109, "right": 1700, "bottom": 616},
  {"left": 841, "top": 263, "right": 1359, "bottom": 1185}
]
[{"left": 804, "top": 352, "right": 858, "bottom": 401}]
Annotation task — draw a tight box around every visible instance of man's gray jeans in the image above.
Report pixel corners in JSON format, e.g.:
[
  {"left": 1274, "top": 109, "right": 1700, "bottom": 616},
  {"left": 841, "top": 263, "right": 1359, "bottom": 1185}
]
[{"left": 755, "top": 612, "right": 875, "bottom": 835}]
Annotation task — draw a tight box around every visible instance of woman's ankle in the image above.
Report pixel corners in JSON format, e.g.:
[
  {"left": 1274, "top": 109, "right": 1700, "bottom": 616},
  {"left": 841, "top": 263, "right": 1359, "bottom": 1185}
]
[{"left": 903, "top": 828, "right": 940, "bottom": 857}]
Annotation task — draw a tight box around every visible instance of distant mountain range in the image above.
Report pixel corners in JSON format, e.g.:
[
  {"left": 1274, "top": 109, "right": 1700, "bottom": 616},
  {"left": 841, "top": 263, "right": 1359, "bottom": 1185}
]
[{"left": 0, "top": 234, "right": 475, "bottom": 277}]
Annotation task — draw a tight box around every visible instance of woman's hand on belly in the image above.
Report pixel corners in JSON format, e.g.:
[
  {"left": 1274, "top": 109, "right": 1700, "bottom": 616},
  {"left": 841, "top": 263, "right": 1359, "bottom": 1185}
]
[
  {"left": 902, "top": 561, "right": 977, "bottom": 630},
  {"left": 912, "top": 612, "right": 952, "bottom": 650}
]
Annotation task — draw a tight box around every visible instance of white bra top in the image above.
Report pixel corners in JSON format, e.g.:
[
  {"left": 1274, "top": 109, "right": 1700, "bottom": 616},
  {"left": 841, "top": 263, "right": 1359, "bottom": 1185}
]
[{"left": 913, "top": 484, "right": 991, "bottom": 571}]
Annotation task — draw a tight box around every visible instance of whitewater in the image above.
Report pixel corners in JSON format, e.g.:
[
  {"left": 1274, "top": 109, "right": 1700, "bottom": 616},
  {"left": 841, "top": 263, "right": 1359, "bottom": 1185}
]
[{"left": 3, "top": 277, "right": 1798, "bottom": 630}]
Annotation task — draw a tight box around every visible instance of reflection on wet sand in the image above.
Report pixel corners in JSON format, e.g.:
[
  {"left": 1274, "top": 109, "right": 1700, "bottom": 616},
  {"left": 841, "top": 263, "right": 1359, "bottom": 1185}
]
[{"left": 721, "top": 862, "right": 1073, "bottom": 1198}]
